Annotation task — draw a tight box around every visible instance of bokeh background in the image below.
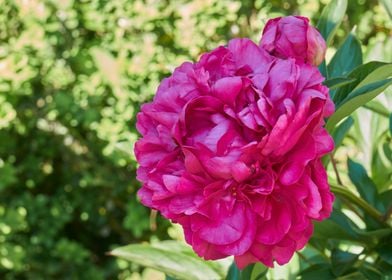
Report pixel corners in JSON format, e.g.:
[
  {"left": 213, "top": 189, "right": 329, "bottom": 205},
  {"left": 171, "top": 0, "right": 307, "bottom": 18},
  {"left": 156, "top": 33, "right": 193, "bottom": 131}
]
[{"left": 0, "top": 0, "right": 390, "bottom": 279}]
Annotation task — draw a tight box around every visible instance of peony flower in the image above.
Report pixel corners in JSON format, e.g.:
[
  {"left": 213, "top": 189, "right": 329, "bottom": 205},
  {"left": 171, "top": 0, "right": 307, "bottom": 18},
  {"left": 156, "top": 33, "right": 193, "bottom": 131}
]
[
  {"left": 135, "top": 17, "right": 334, "bottom": 268},
  {"left": 260, "top": 16, "right": 326, "bottom": 66}
]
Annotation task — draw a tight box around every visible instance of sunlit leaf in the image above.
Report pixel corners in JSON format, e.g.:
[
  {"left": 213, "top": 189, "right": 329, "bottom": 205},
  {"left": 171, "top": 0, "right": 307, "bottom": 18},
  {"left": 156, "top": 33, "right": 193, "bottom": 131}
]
[
  {"left": 317, "top": 0, "right": 348, "bottom": 45},
  {"left": 326, "top": 78, "right": 392, "bottom": 132},
  {"left": 333, "top": 62, "right": 392, "bottom": 105},
  {"left": 111, "top": 243, "right": 222, "bottom": 280},
  {"left": 363, "top": 100, "right": 390, "bottom": 118},
  {"left": 250, "top": 263, "right": 268, "bottom": 280}
]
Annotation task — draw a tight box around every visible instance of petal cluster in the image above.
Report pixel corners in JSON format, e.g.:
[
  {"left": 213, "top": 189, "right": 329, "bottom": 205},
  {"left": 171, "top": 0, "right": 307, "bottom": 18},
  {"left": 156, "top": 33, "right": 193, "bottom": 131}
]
[{"left": 135, "top": 17, "right": 334, "bottom": 268}]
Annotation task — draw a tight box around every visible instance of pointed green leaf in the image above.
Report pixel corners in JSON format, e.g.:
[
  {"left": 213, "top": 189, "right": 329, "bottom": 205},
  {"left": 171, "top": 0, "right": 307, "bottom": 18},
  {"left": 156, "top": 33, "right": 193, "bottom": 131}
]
[
  {"left": 226, "top": 262, "right": 240, "bottom": 280},
  {"left": 323, "top": 77, "right": 356, "bottom": 90},
  {"left": 316, "top": 0, "right": 348, "bottom": 45},
  {"left": 328, "top": 33, "right": 362, "bottom": 79},
  {"left": 332, "top": 116, "right": 354, "bottom": 148},
  {"left": 326, "top": 78, "right": 392, "bottom": 132},
  {"left": 347, "top": 159, "right": 382, "bottom": 210},
  {"left": 110, "top": 244, "right": 222, "bottom": 280},
  {"left": 313, "top": 210, "right": 363, "bottom": 242},
  {"left": 364, "top": 100, "right": 390, "bottom": 118},
  {"left": 319, "top": 60, "right": 328, "bottom": 79},
  {"left": 333, "top": 62, "right": 392, "bottom": 105},
  {"left": 250, "top": 263, "right": 268, "bottom": 280}
]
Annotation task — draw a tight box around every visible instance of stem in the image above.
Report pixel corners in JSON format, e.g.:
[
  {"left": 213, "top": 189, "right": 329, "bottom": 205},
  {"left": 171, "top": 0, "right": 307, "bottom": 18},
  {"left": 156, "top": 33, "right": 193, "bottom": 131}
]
[
  {"left": 383, "top": 205, "right": 392, "bottom": 223},
  {"left": 329, "top": 183, "right": 386, "bottom": 225},
  {"left": 330, "top": 154, "right": 343, "bottom": 185},
  {"left": 150, "top": 210, "right": 157, "bottom": 231}
]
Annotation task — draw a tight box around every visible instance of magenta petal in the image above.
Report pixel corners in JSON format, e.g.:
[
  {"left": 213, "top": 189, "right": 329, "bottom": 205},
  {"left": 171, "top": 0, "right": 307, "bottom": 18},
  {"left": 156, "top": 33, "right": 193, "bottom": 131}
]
[
  {"left": 213, "top": 76, "right": 243, "bottom": 105},
  {"left": 197, "top": 203, "right": 246, "bottom": 245},
  {"left": 256, "top": 199, "right": 291, "bottom": 245},
  {"left": 272, "top": 237, "right": 296, "bottom": 265},
  {"left": 231, "top": 161, "right": 252, "bottom": 182}
]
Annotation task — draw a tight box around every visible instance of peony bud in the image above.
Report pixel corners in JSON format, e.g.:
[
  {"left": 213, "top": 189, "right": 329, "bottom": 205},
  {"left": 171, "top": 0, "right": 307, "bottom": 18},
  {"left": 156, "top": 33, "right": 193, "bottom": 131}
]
[{"left": 260, "top": 16, "right": 326, "bottom": 66}]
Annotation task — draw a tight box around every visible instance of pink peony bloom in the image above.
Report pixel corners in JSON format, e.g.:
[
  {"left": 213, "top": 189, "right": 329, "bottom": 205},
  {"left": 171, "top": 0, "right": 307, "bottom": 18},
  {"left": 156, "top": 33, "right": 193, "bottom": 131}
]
[
  {"left": 260, "top": 16, "right": 326, "bottom": 66},
  {"left": 135, "top": 19, "right": 334, "bottom": 268}
]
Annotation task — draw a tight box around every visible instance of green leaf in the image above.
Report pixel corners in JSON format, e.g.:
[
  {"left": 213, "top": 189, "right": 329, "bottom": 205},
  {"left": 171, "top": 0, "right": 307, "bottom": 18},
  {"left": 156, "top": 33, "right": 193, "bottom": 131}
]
[
  {"left": 333, "top": 62, "right": 392, "bottom": 105},
  {"left": 317, "top": 0, "right": 348, "bottom": 45},
  {"left": 298, "top": 263, "right": 334, "bottom": 280},
  {"left": 379, "top": 188, "right": 392, "bottom": 212},
  {"left": 371, "top": 137, "right": 392, "bottom": 192},
  {"left": 226, "top": 262, "right": 241, "bottom": 280},
  {"left": 250, "top": 263, "right": 268, "bottom": 280},
  {"left": 323, "top": 77, "right": 356, "bottom": 90},
  {"left": 364, "top": 100, "right": 390, "bottom": 118},
  {"left": 331, "top": 249, "right": 358, "bottom": 276},
  {"left": 239, "top": 264, "right": 254, "bottom": 280},
  {"left": 377, "top": 239, "right": 392, "bottom": 265},
  {"left": 347, "top": 159, "right": 382, "bottom": 211},
  {"left": 359, "top": 264, "right": 384, "bottom": 280},
  {"left": 319, "top": 60, "right": 328, "bottom": 79},
  {"left": 380, "top": 0, "right": 392, "bottom": 19},
  {"left": 313, "top": 210, "right": 362, "bottom": 242},
  {"left": 390, "top": 113, "right": 392, "bottom": 135},
  {"left": 110, "top": 244, "right": 222, "bottom": 280},
  {"left": 332, "top": 116, "right": 354, "bottom": 148},
  {"left": 226, "top": 262, "right": 267, "bottom": 280},
  {"left": 326, "top": 78, "right": 392, "bottom": 132},
  {"left": 328, "top": 33, "right": 362, "bottom": 79}
]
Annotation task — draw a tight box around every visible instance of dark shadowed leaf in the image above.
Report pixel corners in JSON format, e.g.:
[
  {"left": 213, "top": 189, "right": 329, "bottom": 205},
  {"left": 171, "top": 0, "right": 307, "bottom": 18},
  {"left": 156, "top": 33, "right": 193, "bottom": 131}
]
[
  {"left": 390, "top": 113, "right": 392, "bottom": 134},
  {"left": 359, "top": 264, "right": 384, "bottom": 280},
  {"left": 331, "top": 249, "right": 358, "bottom": 276},
  {"left": 377, "top": 239, "right": 392, "bottom": 265},
  {"left": 298, "top": 263, "right": 334, "bottom": 280}
]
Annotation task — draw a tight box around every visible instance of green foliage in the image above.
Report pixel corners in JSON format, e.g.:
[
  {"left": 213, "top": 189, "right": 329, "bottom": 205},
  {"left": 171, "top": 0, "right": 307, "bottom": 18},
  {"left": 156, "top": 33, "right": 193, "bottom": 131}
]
[
  {"left": 316, "top": 0, "right": 347, "bottom": 46},
  {"left": 110, "top": 241, "right": 224, "bottom": 280},
  {"left": 0, "top": 0, "right": 391, "bottom": 279}
]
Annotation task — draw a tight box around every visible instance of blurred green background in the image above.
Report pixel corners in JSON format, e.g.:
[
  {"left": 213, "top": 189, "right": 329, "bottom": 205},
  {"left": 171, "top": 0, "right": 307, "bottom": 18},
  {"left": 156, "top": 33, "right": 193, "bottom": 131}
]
[{"left": 0, "top": 0, "right": 390, "bottom": 279}]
